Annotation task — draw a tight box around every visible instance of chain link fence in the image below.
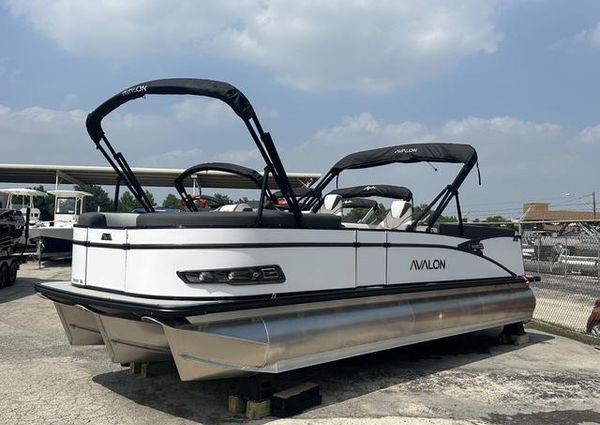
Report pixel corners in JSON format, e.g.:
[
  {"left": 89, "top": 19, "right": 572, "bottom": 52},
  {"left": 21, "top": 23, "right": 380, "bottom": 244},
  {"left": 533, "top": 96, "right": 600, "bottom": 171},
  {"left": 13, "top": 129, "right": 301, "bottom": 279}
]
[{"left": 520, "top": 221, "right": 600, "bottom": 338}]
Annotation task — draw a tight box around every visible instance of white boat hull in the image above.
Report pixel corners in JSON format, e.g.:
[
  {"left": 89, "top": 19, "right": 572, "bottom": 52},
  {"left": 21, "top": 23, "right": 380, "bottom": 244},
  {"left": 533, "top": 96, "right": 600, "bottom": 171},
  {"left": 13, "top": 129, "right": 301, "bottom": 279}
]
[{"left": 36, "top": 218, "right": 534, "bottom": 381}]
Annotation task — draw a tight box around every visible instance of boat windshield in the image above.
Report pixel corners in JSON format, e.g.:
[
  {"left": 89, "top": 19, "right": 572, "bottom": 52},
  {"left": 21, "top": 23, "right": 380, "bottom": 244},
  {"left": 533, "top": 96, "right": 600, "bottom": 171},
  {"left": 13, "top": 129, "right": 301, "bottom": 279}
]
[{"left": 56, "top": 198, "right": 76, "bottom": 215}]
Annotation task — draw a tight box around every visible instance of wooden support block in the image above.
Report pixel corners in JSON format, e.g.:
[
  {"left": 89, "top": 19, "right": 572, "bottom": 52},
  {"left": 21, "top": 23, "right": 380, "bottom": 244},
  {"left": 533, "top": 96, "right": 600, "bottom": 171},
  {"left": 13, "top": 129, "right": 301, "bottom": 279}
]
[
  {"left": 510, "top": 333, "right": 529, "bottom": 346},
  {"left": 130, "top": 362, "right": 142, "bottom": 374},
  {"left": 140, "top": 361, "right": 177, "bottom": 378},
  {"left": 228, "top": 395, "right": 246, "bottom": 414},
  {"left": 271, "top": 382, "right": 322, "bottom": 418},
  {"left": 246, "top": 399, "right": 271, "bottom": 420}
]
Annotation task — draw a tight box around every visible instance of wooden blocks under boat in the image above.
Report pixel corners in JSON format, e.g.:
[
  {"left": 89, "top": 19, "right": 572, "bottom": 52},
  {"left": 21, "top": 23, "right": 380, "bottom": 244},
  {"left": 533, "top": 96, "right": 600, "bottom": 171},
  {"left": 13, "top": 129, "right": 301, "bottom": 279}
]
[{"left": 228, "top": 378, "right": 322, "bottom": 419}]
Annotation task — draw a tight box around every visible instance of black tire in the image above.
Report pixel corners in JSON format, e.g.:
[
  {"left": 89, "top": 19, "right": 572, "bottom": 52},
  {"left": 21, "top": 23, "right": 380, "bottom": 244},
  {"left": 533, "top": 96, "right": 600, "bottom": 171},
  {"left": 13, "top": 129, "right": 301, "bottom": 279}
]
[
  {"left": 0, "top": 263, "right": 8, "bottom": 289},
  {"left": 8, "top": 261, "right": 18, "bottom": 286},
  {"left": 590, "top": 323, "right": 600, "bottom": 337}
]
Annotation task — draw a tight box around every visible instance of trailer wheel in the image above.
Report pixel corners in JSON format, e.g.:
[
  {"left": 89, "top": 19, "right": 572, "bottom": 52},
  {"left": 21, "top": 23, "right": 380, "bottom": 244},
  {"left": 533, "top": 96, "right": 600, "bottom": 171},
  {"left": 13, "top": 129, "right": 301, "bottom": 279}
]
[
  {"left": 0, "top": 263, "right": 8, "bottom": 288},
  {"left": 8, "top": 261, "right": 18, "bottom": 286}
]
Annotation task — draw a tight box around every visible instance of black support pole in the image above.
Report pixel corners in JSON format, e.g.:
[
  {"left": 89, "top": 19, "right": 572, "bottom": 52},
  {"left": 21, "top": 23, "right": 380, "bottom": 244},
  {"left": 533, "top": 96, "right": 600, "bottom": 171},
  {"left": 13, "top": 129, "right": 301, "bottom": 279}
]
[{"left": 113, "top": 177, "right": 121, "bottom": 212}]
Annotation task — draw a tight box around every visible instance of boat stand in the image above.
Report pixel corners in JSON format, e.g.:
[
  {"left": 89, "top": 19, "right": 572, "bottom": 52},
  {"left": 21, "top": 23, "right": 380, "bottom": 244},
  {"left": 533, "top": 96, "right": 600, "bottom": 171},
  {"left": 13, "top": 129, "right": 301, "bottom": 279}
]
[
  {"left": 228, "top": 374, "right": 322, "bottom": 419},
  {"left": 499, "top": 322, "right": 529, "bottom": 345}
]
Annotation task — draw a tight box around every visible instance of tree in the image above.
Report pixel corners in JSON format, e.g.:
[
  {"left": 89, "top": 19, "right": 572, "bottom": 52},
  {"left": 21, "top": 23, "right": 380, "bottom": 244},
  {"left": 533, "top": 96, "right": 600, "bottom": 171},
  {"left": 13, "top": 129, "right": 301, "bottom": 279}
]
[
  {"left": 74, "top": 184, "right": 112, "bottom": 212},
  {"left": 213, "top": 193, "right": 233, "bottom": 205},
  {"left": 485, "top": 215, "right": 508, "bottom": 223},
  {"left": 162, "top": 194, "right": 181, "bottom": 209},
  {"left": 344, "top": 208, "right": 366, "bottom": 223},
  {"left": 344, "top": 203, "right": 389, "bottom": 224},
  {"left": 412, "top": 203, "right": 457, "bottom": 223},
  {"left": 118, "top": 190, "right": 156, "bottom": 212}
]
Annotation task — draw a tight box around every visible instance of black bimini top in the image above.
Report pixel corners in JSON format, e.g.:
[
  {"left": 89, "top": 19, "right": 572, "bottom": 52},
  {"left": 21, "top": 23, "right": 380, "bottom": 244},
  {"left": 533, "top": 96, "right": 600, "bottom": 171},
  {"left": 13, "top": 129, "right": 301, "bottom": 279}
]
[
  {"left": 329, "top": 185, "right": 413, "bottom": 201},
  {"left": 86, "top": 79, "right": 255, "bottom": 142},
  {"left": 331, "top": 143, "right": 477, "bottom": 173},
  {"left": 340, "top": 198, "right": 378, "bottom": 209},
  {"left": 85, "top": 77, "right": 303, "bottom": 222}
]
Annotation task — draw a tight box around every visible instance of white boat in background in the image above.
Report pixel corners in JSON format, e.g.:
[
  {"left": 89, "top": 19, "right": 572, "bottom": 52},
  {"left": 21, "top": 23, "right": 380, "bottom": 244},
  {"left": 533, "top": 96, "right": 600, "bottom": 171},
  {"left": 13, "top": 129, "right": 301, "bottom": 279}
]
[
  {"left": 28, "top": 190, "right": 92, "bottom": 259},
  {"left": 0, "top": 188, "right": 46, "bottom": 225},
  {"left": 36, "top": 78, "right": 535, "bottom": 382}
]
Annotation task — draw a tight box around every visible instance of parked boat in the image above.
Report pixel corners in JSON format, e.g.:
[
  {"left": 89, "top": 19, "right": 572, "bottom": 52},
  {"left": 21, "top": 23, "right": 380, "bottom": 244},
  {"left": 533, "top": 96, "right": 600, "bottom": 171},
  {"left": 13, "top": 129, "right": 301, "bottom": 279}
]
[
  {"left": 28, "top": 190, "right": 92, "bottom": 259},
  {"left": 0, "top": 188, "right": 47, "bottom": 226},
  {"left": 36, "top": 78, "right": 535, "bottom": 381}
]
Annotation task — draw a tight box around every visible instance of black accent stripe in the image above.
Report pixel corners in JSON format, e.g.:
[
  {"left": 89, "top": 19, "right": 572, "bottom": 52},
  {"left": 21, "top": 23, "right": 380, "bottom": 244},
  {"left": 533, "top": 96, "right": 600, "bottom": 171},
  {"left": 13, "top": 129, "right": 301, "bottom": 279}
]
[
  {"left": 35, "top": 276, "right": 527, "bottom": 318},
  {"left": 75, "top": 240, "right": 516, "bottom": 276}
]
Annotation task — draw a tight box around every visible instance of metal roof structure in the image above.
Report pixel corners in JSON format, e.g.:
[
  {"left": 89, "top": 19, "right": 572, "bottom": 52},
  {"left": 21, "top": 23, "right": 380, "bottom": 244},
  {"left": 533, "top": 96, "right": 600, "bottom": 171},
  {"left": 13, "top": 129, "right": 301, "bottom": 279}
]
[{"left": 0, "top": 164, "right": 320, "bottom": 190}]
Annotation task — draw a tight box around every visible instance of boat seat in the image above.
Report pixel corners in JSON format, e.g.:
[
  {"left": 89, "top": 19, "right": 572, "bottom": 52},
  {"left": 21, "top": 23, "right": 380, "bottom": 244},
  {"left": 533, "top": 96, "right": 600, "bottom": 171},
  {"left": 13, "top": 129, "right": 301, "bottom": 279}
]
[
  {"left": 318, "top": 194, "right": 343, "bottom": 216},
  {"left": 378, "top": 200, "right": 412, "bottom": 230},
  {"left": 20, "top": 207, "right": 41, "bottom": 222},
  {"left": 215, "top": 203, "right": 253, "bottom": 212},
  {"left": 77, "top": 213, "right": 139, "bottom": 227},
  {"left": 78, "top": 211, "right": 342, "bottom": 229}
]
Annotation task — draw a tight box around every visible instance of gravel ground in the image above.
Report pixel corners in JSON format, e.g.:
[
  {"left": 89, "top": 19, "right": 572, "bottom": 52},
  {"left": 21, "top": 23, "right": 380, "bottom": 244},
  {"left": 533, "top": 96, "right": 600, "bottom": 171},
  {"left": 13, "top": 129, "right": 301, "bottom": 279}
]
[{"left": 0, "top": 261, "right": 599, "bottom": 425}]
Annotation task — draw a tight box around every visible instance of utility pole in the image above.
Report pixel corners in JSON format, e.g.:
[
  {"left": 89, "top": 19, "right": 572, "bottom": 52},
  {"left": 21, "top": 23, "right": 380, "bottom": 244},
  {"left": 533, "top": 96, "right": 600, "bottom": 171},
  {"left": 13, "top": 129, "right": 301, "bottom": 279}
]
[{"left": 593, "top": 191, "right": 597, "bottom": 219}]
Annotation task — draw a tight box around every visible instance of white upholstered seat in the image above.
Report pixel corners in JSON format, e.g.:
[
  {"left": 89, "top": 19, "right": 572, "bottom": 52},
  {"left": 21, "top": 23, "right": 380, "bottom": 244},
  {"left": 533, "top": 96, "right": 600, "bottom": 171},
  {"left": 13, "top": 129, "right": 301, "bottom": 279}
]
[
  {"left": 378, "top": 200, "right": 412, "bottom": 230},
  {"left": 318, "top": 194, "right": 343, "bottom": 216}
]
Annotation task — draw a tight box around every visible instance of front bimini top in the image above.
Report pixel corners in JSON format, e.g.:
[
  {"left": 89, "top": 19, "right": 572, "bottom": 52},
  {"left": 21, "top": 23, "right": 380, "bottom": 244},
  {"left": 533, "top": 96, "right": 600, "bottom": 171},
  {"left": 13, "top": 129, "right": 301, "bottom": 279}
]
[
  {"left": 305, "top": 142, "right": 480, "bottom": 234},
  {"left": 86, "top": 78, "right": 301, "bottom": 222}
]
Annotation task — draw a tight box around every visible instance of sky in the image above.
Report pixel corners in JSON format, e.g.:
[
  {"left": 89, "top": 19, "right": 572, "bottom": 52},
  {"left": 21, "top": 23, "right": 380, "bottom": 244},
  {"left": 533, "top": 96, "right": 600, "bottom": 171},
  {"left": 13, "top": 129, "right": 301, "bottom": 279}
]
[{"left": 1, "top": 0, "right": 600, "bottom": 218}]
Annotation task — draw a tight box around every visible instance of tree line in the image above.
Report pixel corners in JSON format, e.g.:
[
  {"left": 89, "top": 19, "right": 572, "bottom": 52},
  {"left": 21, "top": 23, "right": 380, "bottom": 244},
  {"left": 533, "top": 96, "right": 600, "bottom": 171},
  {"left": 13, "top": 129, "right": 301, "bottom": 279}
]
[{"left": 27, "top": 185, "right": 510, "bottom": 223}]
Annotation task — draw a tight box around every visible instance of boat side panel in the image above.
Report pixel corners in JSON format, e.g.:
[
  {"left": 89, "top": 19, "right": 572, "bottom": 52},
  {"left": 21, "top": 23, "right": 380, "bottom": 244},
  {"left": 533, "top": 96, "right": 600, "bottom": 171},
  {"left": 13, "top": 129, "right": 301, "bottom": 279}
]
[
  {"left": 482, "top": 237, "right": 525, "bottom": 275},
  {"left": 125, "top": 245, "right": 355, "bottom": 297},
  {"left": 356, "top": 231, "right": 386, "bottom": 286},
  {"left": 85, "top": 229, "right": 127, "bottom": 291},
  {"left": 71, "top": 227, "right": 87, "bottom": 285}
]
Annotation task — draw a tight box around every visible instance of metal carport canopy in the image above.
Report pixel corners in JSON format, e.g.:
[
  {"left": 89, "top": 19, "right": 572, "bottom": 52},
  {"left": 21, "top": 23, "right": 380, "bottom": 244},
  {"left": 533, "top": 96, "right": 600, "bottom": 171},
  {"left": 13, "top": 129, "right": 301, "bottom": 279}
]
[{"left": 0, "top": 164, "right": 320, "bottom": 190}]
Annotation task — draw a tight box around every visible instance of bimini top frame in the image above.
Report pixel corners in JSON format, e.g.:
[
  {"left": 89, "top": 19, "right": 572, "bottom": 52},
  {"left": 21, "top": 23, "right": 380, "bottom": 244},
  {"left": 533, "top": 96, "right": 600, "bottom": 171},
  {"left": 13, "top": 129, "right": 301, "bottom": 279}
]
[
  {"left": 304, "top": 143, "right": 479, "bottom": 234},
  {"left": 85, "top": 78, "right": 302, "bottom": 222}
]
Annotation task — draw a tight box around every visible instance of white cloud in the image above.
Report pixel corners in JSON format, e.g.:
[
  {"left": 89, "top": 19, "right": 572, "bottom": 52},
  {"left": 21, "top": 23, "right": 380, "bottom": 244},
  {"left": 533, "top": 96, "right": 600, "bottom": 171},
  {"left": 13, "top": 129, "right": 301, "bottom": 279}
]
[
  {"left": 574, "top": 21, "right": 600, "bottom": 47},
  {"left": 575, "top": 124, "right": 600, "bottom": 144},
  {"left": 170, "top": 99, "right": 237, "bottom": 126},
  {"left": 5, "top": 0, "right": 504, "bottom": 92}
]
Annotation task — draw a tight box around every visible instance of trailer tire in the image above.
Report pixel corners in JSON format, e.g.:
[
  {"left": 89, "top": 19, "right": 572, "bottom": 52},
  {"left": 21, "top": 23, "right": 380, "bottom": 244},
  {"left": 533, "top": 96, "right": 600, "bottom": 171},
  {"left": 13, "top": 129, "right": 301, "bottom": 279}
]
[
  {"left": 8, "top": 261, "right": 18, "bottom": 286},
  {"left": 0, "top": 263, "right": 8, "bottom": 288}
]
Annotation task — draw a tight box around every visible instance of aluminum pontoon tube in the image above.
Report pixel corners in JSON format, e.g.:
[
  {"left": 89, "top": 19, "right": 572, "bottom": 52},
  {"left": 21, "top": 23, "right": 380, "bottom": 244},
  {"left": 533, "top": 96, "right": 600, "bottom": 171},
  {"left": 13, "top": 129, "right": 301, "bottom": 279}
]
[
  {"left": 52, "top": 303, "right": 104, "bottom": 346},
  {"left": 47, "top": 282, "right": 534, "bottom": 381},
  {"left": 160, "top": 283, "right": 534, "bottom": 381},
  {"left": 94, "top": 314, "right": 172, "bottom": 364}
]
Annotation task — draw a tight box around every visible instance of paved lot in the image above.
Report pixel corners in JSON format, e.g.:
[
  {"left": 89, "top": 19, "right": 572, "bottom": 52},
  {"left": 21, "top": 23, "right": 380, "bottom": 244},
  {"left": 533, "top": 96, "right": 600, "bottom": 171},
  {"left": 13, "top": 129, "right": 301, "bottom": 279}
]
[{"left": 0, "top": 261, "right": 599, "bottom": 425}]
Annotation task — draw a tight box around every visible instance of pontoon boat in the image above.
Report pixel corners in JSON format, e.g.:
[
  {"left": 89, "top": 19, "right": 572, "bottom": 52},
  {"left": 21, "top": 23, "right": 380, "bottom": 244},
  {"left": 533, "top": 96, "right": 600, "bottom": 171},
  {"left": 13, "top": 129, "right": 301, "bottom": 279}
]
[{"left": 36, "top": 78, "right": 535, "bottom": 381}]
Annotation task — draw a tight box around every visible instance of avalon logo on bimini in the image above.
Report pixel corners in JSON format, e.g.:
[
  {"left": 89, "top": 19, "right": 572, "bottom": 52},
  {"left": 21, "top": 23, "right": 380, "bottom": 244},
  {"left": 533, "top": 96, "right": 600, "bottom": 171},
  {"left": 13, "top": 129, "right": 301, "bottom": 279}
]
[
  {"left": 410, "top": 259, "right": 446, "bottom": 271},
  {"left": 122, "top": 85, "right": 147, "bottom": 96},
  {"left": 394, "top": 147, "right": 417, "bottom": 155},
  {"left": 364, "top": 185, "right": 377, "bottom": 191}
]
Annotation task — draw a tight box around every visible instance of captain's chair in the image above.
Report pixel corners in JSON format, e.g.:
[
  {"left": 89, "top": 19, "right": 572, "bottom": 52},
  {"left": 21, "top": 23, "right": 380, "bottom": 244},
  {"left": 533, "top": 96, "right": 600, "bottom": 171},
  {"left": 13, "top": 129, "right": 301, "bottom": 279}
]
[
  {"left": 318, "top": 194, "right": 343, "bottom": 216},
  {"left": 20, "top": 207, "right": 41, "bottom": 224},
  {"left": 378, "top": 200, "right": 412, "bottom": 230}
]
